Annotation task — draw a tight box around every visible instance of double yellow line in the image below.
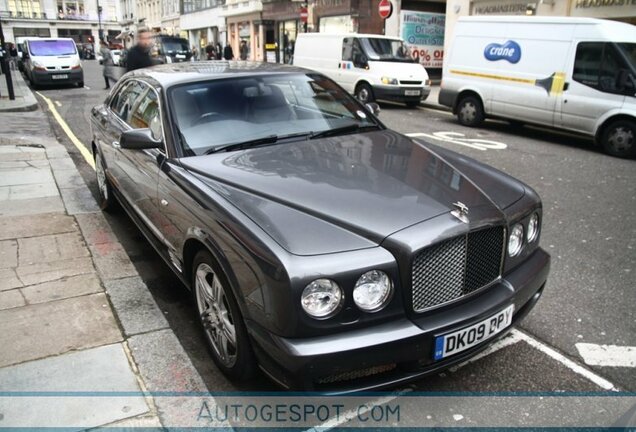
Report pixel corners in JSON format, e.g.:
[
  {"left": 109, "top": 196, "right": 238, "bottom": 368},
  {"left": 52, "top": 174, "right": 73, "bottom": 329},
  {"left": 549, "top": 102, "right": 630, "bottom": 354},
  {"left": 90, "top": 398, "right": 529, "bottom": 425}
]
[{"left": 36, "top": 91, "right": 95, "bottom": 170}]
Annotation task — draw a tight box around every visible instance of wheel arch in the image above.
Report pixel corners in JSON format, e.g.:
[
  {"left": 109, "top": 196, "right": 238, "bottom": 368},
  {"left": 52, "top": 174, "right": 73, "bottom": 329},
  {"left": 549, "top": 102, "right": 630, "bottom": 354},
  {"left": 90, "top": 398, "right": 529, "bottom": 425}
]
[
  {"left": 595, "top": 114, "right": 636, "bottom": 146},
  {"left": 454, "top": 89, "right": 485, "bottom": 114}
]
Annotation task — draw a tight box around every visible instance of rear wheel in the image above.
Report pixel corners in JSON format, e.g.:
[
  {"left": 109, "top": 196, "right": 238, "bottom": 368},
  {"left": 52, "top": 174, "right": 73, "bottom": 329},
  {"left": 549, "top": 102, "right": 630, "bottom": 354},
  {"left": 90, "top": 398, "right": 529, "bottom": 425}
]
[
  {"left": 192, "top": 250, "right": 256, "bottom": 380},
  {"left": 456, "top": 95, "right": 484, "bottom": 127},
  {"left": 355, "top": 83, "right": 374, "bottom": 104},
  {"left": 601, "top": 120, "right": 635, "bottom": 158}
]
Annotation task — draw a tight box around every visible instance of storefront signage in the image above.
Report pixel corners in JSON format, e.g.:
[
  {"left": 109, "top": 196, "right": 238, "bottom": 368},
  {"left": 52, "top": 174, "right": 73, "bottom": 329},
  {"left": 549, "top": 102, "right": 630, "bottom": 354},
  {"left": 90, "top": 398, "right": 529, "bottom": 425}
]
[
  {"left": 472, "top": 1, "right": 531, "bottom": 15},
  {"left": 570, "top": 0, "right": 636, "bottom": 18},
  {"left": 575, "top": 0, "right": 636, "bottom": 6},
  {"left": 400, "top": 11, "right": 445, "bottom": 69}
]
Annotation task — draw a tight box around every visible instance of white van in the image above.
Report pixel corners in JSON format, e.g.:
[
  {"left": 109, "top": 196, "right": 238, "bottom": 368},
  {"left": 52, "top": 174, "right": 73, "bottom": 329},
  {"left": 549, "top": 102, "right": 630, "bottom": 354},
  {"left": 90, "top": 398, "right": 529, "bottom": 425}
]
[
  {"left": 439, "top": 16, "right": 636, "bottom": 158},
  {"left": 23, "top": 38, "right": 84, "bottom": 88},
  {"left": 293, "top": 33, "right": 431, "bottom": 108}
]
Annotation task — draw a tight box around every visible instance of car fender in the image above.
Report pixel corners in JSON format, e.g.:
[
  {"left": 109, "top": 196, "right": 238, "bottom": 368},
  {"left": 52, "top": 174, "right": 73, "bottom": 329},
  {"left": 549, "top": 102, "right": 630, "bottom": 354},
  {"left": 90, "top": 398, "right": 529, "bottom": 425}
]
[{"left": 594, "top": 106, "right": 636, "bottom": 137}]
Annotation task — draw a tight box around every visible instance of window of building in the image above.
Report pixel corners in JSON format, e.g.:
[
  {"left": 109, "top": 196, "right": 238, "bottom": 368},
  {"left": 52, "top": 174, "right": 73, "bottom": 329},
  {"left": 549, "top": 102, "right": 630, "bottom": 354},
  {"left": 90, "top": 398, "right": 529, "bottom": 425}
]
[
  {"left": 13, "top": 27, "right": 51, "bottom": 37},
  {"left": 8, "top": 0, "right": 43, "bottom": 18},
  {"left": 319, "top": 15, "right": 353, "bottom": 34}
]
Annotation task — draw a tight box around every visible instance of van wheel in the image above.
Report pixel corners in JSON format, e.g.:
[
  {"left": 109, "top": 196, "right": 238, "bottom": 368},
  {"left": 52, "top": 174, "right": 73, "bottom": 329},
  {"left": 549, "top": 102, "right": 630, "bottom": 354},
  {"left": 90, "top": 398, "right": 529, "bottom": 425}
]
[
  {"left": 192, "top": 250, "right": 256, "bottom": 381},
  {"left": 355, "top": 83, "right": 374, "bottom": 104},
  {"left": 457, "top": 95, "right": 484, "bottom": 127},
  {"left": 601, "top": 120, "right": 635, "bottom": 158}
]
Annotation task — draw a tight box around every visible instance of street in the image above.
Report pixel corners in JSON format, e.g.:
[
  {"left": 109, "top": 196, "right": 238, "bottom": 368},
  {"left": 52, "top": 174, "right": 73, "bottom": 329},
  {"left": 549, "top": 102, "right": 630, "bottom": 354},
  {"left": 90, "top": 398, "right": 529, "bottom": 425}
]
[{"left": 34, "top": 59, "right": 635, "bottom": 398}]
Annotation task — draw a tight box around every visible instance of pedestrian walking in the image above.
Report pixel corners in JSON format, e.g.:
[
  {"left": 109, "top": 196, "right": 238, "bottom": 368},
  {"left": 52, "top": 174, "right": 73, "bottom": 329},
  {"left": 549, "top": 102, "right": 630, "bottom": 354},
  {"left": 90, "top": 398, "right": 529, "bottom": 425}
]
[
  {"left": 100, "top": 40, "right": 116, "bottom": 89},
  {"left": 239, "top": 40, "right": 248, "bottom": 60},
  {"left": 215, "top": 42, "right": 222, "bottom": 60},
  {"left": 205, "top": 44, "right": 215, "bottom": 60},
  {"left": 223, "top": 44, "right": 234, "bottom": 61},
  {"left": 126, "top": 29, "right": 154, "bottom": 72},
  {"left": 8, "top": 43, "right": 18, "bottom": 71},
  {"left": 191, "top": 46, "right": 198, "bottom": 61}
]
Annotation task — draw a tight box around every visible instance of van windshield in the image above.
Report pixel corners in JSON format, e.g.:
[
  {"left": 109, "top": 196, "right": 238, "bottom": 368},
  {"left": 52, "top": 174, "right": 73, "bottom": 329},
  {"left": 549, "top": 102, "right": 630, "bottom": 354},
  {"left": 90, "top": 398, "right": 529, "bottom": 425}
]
[
  {"left": 359, "top": 38, "right": 414, "bottom": 63},
  {"left": 161, "top": 38, "right": 189, "bottom": 53},
  {"left": 29, "top": 40, "right": 76, "bottom": 56}
]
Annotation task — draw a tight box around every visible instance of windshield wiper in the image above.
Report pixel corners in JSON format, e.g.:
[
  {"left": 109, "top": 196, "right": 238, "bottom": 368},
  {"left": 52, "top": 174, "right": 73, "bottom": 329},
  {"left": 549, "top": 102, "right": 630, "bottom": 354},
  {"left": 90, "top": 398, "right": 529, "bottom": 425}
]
[
  {"left": 309, "top": 123, "right": 380, "bottom": 140},
  {"left": 205, "top": 132, "right": 312, "bottom": 154}
]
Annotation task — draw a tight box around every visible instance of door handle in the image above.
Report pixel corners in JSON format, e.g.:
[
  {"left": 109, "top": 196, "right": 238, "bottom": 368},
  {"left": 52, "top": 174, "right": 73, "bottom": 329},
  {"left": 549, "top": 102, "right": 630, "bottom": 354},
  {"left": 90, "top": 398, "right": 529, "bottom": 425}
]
[
  {"left": 112, "top": 141, "right": 121, "bottom": 149},
  {"left": 563, "top": 82, "right": 569, "bottom": 91}
]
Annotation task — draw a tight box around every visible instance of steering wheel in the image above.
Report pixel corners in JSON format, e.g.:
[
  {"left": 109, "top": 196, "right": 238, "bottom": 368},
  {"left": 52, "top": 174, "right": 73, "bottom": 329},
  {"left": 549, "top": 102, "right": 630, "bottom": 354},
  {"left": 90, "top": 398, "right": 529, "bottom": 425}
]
[{"left": 192, "top": 112, "right": 228, "bottom": 126}]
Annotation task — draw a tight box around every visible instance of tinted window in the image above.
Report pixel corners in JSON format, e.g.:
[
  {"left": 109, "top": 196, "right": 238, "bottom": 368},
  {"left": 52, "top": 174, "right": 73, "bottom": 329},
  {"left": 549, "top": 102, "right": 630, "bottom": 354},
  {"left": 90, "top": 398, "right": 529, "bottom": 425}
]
[
  {"left": 29, "top": 40, "right": 76, "bottom": 56},
  {"left": 573, "top": 42, "right": 603, "bottom": 87},
  {"left": 130, "top": 88, "right": 160, "bottom": 130},
  {"left": 573, "top": 42, "right": 633, "bottom": 95},
  {"left": 342, "top": 38, "right": 366, "bottom": 67},
  {"left": 110, "top": 81, "right": 146, "bottom": 125}
]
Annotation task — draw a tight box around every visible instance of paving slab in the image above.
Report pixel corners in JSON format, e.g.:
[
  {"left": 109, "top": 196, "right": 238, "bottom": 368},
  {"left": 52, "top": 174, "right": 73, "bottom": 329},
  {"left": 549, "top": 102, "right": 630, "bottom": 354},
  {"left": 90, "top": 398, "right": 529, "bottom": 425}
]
[
  {"left": 0, "top": 239, "right": 18, "bottom": 269},
  {"left": 21, "top": 273, "right": 103, "bottom": 305},
  {"left": 0, "top": 293, "right": 122, "bottom": 367},
  {"left": 52, "top": 167, "right": 88, "bottom": 189},
  {"left": 18, "top": 231, "right": 90, "bottom": 266},
  {"left": 2, "top": 182, "right": 58, "bottom": 200},
  {"left": 0, "top": 289, "right": 25, "bottom": 310},
  {"left": 0, "top": 167, "right": 55, "bottom": 187},
  {"left": 0, "top": 343, "right": 149, "bottom": 429},
  {"left": 75, "top": 212, "right": 120, "bottom": 246},
  {"left": 0, "top": 268, "right": 22, "bottom": 291},
  {"left": 59, "top": 186, "right": 101, "bottom": 214},
  {"left": 16, "top": 256, "right": 94, "bottom": 286},
  {"left": 127, "top": 329, "right": 208, "bottom": 426},
  {"left": 104, "top": 276, "right": 169, "bottom": 336},
  {"left": 0, "top": 196, "right": 65, "bottom": 217},
  {"left": 89, "top": 242, "right": 138, "bottom": 281},
  {"left": 49, "top": 156, "right": 77, "bottom": 170},
  {"left": 0, "top": 212, "right": 76, "bottom": 240}
]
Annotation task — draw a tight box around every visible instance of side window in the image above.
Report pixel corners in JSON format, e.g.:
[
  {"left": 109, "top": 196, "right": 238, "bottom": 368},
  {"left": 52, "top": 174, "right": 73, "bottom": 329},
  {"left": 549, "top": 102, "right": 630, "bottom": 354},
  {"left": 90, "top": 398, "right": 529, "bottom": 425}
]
[
  {"left": 342, "top": 38, "right": 353, "bottom": 61},
  {"left": 573, "top": 42, "right": 603, "bottom": 88},
  {"left": 110, "top": 81, "right": 146, "bottom": 125},
  {"left": 130, "top": 88, "right": 160, "bottom": 131}
]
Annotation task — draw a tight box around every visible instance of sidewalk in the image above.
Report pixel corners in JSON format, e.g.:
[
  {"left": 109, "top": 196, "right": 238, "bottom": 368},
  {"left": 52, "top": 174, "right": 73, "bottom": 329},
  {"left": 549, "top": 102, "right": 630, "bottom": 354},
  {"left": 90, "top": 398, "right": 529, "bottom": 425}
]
[
  {"left": 0, "top": 101, "right": 217, "bottom": 427},
  {"left": 0, "top": 68, "right": 38, "bottom": 112}
]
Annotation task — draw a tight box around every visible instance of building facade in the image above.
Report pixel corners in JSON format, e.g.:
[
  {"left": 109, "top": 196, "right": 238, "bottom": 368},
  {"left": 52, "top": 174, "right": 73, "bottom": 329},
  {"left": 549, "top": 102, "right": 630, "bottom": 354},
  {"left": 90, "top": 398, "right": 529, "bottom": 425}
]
[
  {"left": 1, "top": 0, "right": 122, "bottom": 44},
  {"left": 180, "top": 0, "right": 226, "bottom": 60}
]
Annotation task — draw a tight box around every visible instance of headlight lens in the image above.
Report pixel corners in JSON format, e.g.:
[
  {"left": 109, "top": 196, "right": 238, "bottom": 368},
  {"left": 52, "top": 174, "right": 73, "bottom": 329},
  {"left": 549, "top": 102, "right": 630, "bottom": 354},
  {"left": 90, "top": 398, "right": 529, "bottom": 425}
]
[
  {"left": 381, "top": 76, "right": 398, "bottom": 85},
  {"left": 353, "top": 270, "right": 393, "bottom": 312},
  {"left": 527, "top": 213, "right": 539, "bottom": 243},
  {"left": 508, "top": 224, "right": 524, "bottom": 257},
  {"left": 301, "top": 279, "right": 343, "bottom": 319}
]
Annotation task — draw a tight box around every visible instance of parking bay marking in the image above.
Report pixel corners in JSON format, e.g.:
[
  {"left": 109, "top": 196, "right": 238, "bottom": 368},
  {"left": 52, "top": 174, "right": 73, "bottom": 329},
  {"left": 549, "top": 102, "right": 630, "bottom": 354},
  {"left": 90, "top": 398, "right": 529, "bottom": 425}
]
[
  {"left": 406, "top": 131, "right": 508, "bottom": 151},
  {"left": 576, "top": 343, "right": 636, "bottom": 368},
  {"left": 36, "top": 91, "right": 95, "bottom": 170}
]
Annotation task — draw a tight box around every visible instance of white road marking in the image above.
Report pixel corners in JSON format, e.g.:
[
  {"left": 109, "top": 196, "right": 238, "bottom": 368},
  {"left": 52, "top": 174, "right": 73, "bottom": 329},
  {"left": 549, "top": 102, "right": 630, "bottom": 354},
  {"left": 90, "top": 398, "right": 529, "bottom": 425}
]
[
  {"left": 407, "top": 131, "right": 508, "bottom": 151},
  {"left": 54, "top": 100, "right": 62, "bottom": 107},
  {"left": 576, "top": 343, "right": 636, "bottom": 368},
  {"left": 514, "top": 329, "right": 618, "bottom": 391},
  {"left": 449, "top": 330, "right": 523, "bottom": 373},
  {"left": 84, "top": 85, "right": 91, "bottom": 90}
]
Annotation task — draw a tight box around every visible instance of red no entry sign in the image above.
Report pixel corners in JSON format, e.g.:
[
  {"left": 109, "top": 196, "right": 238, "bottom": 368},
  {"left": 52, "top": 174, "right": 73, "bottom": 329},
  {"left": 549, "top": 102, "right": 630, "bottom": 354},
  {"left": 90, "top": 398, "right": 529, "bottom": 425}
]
[
  {"left": 378, "top": 0, "right": 393, "bottom": 19},
  {"left": 300, "top": 7, "right": 308, "bottom": 23}
]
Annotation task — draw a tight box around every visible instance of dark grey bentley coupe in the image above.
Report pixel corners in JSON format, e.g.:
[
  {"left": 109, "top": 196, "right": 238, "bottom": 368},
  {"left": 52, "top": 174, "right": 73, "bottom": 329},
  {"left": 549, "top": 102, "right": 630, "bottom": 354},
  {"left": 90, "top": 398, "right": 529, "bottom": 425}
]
[{"left": 90, "top": 62, "right": 550, "bottom": 392}]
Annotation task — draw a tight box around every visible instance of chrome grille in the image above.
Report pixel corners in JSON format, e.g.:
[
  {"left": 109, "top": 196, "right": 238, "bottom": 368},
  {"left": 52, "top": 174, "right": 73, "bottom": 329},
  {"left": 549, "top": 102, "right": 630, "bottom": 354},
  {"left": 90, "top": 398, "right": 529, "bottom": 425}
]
[{"left": 412, "top": 226, "right": 504, "bottom": 312}]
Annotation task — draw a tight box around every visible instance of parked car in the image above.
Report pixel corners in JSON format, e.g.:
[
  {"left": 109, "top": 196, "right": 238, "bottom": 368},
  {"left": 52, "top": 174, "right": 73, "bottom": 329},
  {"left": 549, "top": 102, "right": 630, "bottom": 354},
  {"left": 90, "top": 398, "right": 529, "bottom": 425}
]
[
  {"left": 151, "top": 35, "right": 192, "bottom": 64},
  {"left": 89, "top": 62, "right": 550, "bottom": 392},
  {"left": 23, "top": 38, "right": 84, "bottom": 88}
]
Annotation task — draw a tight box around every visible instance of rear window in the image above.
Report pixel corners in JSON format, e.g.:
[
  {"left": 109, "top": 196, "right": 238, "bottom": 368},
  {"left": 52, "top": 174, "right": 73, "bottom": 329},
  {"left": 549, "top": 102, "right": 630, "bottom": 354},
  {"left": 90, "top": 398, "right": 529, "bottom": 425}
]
[{"left": 29, "top": 40, "right": 76, "bottom": 56}]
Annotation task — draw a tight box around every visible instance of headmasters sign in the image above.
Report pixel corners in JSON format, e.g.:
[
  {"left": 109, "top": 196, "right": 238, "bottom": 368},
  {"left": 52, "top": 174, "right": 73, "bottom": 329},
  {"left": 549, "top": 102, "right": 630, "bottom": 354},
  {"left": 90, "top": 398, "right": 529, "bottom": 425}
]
[
  {"left": 570, "top": 0, "right": 636, "bottom": 18},
  {"left": 400, "top": 11, "right": 445, "bottom": 68}
]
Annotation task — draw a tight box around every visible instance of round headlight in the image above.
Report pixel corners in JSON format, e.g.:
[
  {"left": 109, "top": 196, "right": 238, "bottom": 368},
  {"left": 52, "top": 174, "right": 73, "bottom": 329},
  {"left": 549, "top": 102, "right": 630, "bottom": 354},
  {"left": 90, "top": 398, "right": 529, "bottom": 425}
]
[
  {"left": 527, "top": 213, "right": 539, "bottom": 243},
  {"left": 353, "top": 270, "right": 393, "bottom": 312},
  {"left": 301, "top": 279, "right": 343, "bottom": 319},
  {"left": 508, "top": 224, "right": 524, "bottom": 257}
]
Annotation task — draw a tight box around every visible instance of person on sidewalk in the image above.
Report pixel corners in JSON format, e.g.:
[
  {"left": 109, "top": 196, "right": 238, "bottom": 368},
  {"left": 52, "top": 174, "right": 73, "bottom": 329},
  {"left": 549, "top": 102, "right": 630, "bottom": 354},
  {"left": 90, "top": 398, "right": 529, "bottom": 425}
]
[
  {"left": 126, "top": 29, "right": 154, "bottom": 72},
  {"left": 100, "top": 41, "right": 116, "bottom": 90},
  {"left": 239, "top": 40, "right": 248, "bottom": 60},
  {"left": 223, "top": 44, "right": 234, "bottom": 61}
]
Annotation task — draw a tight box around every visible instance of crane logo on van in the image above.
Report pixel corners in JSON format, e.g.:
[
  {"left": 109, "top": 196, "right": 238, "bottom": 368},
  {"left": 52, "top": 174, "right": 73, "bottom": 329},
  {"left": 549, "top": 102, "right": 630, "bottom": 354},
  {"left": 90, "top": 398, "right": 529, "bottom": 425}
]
[{"left": 484, "top": 40, "right": 521, "bottom": 64}]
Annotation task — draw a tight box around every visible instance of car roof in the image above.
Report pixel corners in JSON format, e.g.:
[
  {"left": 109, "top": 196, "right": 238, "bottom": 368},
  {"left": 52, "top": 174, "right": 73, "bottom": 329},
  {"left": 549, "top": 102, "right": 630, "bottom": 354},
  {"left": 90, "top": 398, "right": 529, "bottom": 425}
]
[{"left": 126, "top": 61, "right": 316, "bottom": 87}]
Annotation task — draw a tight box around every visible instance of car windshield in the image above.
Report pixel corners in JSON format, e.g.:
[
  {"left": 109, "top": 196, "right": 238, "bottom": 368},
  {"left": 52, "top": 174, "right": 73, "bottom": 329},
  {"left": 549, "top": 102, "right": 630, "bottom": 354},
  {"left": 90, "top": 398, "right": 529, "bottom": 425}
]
[
  {"left": 169, "top": 73, "right": 380, "bottom": 156},
  {"left": 359, "top": 38, "right": 414, "bottom": 62},
  {"left": 162, "top": 39, "right": 189, "bottom": 53},
  {"left": 29, "top": 40, "right": 76, "bottom": 56}
]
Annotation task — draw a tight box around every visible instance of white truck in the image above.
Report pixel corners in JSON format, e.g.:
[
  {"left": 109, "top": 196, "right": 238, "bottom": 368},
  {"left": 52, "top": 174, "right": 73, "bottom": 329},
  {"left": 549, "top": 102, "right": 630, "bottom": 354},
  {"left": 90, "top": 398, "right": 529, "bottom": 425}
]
[
  {"left": 293, "top": 33, "right": 431, "bottom": 108},
  {"left": 439, "top": 16, "right": 636, "bottom": 158}
]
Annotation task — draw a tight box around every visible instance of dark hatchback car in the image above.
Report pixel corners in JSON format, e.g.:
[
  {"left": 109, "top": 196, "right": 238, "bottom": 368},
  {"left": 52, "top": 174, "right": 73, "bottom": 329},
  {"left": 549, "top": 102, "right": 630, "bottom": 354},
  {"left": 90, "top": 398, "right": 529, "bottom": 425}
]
[{"left": 90, "top": 62, "right": 550, "bottom": 392}]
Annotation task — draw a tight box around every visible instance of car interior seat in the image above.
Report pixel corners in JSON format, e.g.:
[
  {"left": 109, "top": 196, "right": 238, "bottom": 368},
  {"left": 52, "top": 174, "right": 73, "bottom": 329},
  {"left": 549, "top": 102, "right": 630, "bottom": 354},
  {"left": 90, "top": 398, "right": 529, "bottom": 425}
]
[
  {"left": 171, "top": 89, "right": 201, "bottom": 129},
  {"left": 245, "top": 85, "right": 296, "bottom": 123}
]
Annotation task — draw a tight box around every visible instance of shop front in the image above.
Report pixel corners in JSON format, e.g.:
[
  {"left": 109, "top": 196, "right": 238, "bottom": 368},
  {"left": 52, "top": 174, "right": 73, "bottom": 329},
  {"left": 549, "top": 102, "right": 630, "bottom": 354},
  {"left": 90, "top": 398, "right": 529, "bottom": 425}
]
[
  {"left": 569, "top": 0, "right": 636, "bottom": 25},
  {"left": 226, "top": 12, "right": 264, "bottom": 61},
  {"left": 261, "top": 0, "right": 303, "bottom": 63}
]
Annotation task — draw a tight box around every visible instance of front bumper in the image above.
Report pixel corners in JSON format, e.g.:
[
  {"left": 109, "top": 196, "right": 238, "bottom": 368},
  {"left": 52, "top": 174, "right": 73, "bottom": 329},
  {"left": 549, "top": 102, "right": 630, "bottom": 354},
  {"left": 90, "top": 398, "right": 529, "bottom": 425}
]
[
  {"left": 31, "top": 68, "right": 83, "bottom": 86},
  {"left": 248, "top": 247, "right": 550, "bottom": 392},
  {"left": 373, "top": 85, "right": 431, "bottom": 103}
]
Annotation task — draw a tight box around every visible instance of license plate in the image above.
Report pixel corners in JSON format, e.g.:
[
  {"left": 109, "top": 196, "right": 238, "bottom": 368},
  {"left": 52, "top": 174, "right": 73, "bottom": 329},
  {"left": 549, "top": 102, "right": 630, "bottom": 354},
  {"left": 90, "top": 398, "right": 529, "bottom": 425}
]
[
  {"left": 176, "top": 54, "right": 185, "bottom": 59},
  {"left": 405, "top": 90, "right": 421, "bottom": 96},
  {"left": 52, "top": 74, "right": 68, "bottom": 80},
  {"left": 433, "top": 304, "right": 514, "bottom": 361}
]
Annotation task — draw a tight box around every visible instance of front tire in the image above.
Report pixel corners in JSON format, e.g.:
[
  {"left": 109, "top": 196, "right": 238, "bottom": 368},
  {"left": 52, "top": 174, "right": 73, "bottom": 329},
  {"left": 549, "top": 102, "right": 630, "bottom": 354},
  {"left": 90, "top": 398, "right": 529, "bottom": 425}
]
[
  {"left": 192, "top": 250, "right": 256, "bottom": 381},
  {"left": 355, "top": 83, "right": 374, "bottom": 104},
  {"left": 456, "top": 95, "right": 485, "bottom": 127},
  {"left": 94, "top": 149, "right": 117, "bottom": 212},
  {"left": 601, "top": 120, "right": 635, "bottom": 158}
]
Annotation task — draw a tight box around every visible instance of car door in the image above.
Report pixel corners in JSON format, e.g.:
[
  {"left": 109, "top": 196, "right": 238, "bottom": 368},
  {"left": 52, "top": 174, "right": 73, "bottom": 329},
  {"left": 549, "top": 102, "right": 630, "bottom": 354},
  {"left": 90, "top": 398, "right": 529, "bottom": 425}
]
[{"left": 556, "top": 42, "right": 627, "bottom": 134}]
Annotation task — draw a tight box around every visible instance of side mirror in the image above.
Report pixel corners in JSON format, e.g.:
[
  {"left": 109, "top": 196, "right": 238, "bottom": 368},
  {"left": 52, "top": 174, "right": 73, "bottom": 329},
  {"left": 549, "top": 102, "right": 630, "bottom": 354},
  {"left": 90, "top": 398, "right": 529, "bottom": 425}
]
[
  {"left": 366, "top": 102, "right": 380, "bottom": 116},
  {"left": 119, "top": 129, "right": 163, "bottom": 150}
]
